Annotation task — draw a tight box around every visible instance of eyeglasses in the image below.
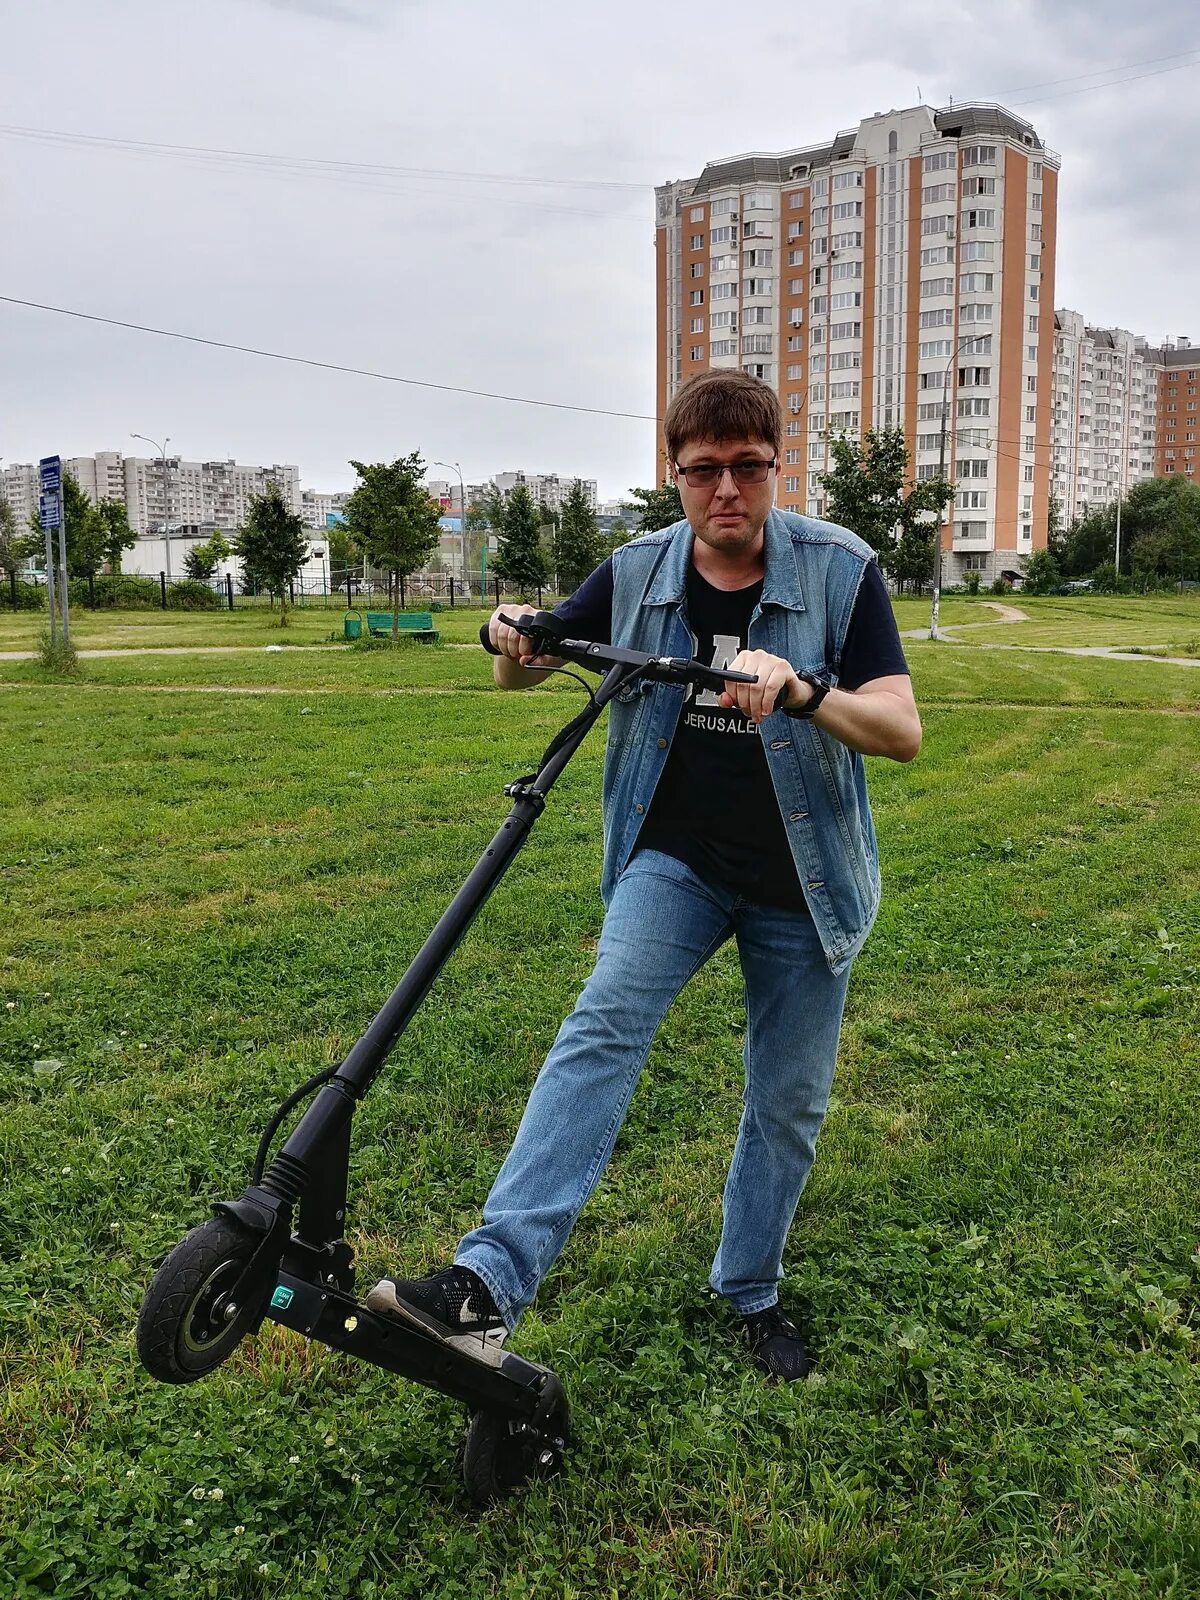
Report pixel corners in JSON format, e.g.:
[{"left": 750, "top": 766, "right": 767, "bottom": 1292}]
[{"left": 673, "top": 458, "right": 777, "bottom": 488}]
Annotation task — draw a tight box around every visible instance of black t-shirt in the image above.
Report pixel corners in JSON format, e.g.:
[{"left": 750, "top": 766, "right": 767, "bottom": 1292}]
[{"left": 550, "top": 551, "right": 908, "bottom": 910}]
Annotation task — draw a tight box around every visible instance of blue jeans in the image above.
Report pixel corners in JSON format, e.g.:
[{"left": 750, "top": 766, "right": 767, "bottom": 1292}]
[{"left": 455, "top": 849, "right": 852, "bottom": 1327}]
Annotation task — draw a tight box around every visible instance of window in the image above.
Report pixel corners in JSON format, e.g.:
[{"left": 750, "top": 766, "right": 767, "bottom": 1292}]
[
  {"left": 810, "top": 353, "right": 826, "bottom": 374},
  {"left": 811, "top": 205, "right": 829, "bottom": 226},
  {"left": 1030, "top": 190, "right": 1042, "bottom": 210},
  {"left": 958, "top": 458, "right": 990, "bottom": 478},
  {"left": 920, "top": 371, "right": 949, "bottom": 389},
  {"left": 1029, "top": 283, "right": 1040, "bottom": 301},
  {"left": 788, "top": 278, "right": 804, "bottom": 294},
  {"left": 787, "top": 221, "right": 803, "bottom": 240},
  {"left": 744, "top": 190, "right": 772, "bottom": 211},
  {"left": 829, "top": 411, "right": 859, "bottom": 430},
  {"left": 744, "top": 248, "right": 774, "bottom": 268},
  {"left": 833, "top": 170, "right": 863, "bottom": 189},
  {"left": 831, "top": 260, "right": 862, "bottom": 279},
  {"left": 962, "top": 145, "right": 997, "bottom": 166},
  {"left": 1028, "top": 252, "right": 1041, "bottom": 271},
  {"left": 957, "top": 523, "right": 989, "bottom": 541},
  {"left": 785, "top": 421, "right": 802, "bottom": 435},
  {"left": 690, "top": 206, "right": 705, "bottom": 221},
  {"left": 812, "top": 176, "right": 828, "bottom": 197},
  {"left": 921, "top": 245, "right": 953, "bottom": 265},
  {"left": 958, "top": 397, "right": 991, "bottom": 417},
  {"left": 689, "top": 316, "right": 704, "bottom": 333},
  {"left": 1031, "top": 161, "right": 1043, "bottom": 179},
  {"left": 961, "top": 334, "right": 992, "bottom": 354},
  {"left": 710, "top": 310, "right": 734, "bottom": 328},
  {"left": 956, "top": 489, "right": 989, "bottom": 509},
  {"left": 712, "top": 254, "right": 737, "bottom": 273},
  {"left": 1030, "top": 223, "right": 1042, "bottom": 241},
  {"left": 961, "top": 208, "right": 996, "bottom": 229},
  {"left": 743, "top": 305, "right": 771, "bottom": 324},
  {"left": 742, "top": 363, "right": 772, "bottom": 381},
  {"left": 689, "top": 346, "right": 703, "bottom": 362},
  {"left": 921, "top": 214, "right": 951, "bottom": 235},
  {"left": 745, "top": 277, "right": 773, "bottom": 297},
  {"left": 920, "top": 339, "right": 954, "bottom": 358},
  {"left": 690, "top": 262, "right": 704, "bottom": 277},
  {"left": 962, "top": 241, "right": 994, "bottom": 261},
  {"left": 961, "top": 176, "right": 996, "bottom": 196},
  {"left": 1025, "top": 375, "right": 1038, "bottom": 392},
  {"left": 831, "top": 291, "right": 862, "bottom": 309},
  {"left": 811, "top": 266, "right": 825, "bottom": 286},
  {"left": 920, "top": 307, "right": 955, "bottom": 328},
  {"left": 810, "top": 324, "right": 825, "bottom": 345},
  {"left": 830, "top": 380, "right": 860, "bottom": 398},
  {"left": 690, "top": 234, "right": 703, "bottom": 250},
  {"left": 831, "top": 230, "right": 862, "bottom": 250},
  {"left": 811, "top": 295, "right": 829, "bottom": 313},
  {"left": 830, "top": 351, "right": 860, "bottom": 370},
  {"left": 1025, "top": 404, "right": 1037, "bottom": 422},
  {"left": 711, "top": 196, "right": 737, "bottom": 215},
  {"left": 710, "top": 226, "right": 734, "bottom": 244},
  {"left": 710, "top": 282, "right": 736, "bottom": 300},
  {"left": 786, "top": 365, "right": 803, "bottom": 380},
  {"left": 807, "top": 383, "right": 824, "bottom": 402},
  {"left": 1028, "top": 315, "right": 1039, "bottom": 333},
  {"left": 742, "top": 334, "right": 773, "bottom": 354},
  {"left": 785, "top": 475, "right": 801, "bottom": 492},
  {"left": 832, "top": 199, "right": 863, "bottom": 219},
  {"left": 690, "top": 289, "right": 704, "bottom": 305},
  {"left": 923, "top": 149, "right": 955, "bottom": 171},
  {"left": 922, "top": 182, "right": 955, "bottom": 203},
  {"left": 1023, "top": 463, "right": 1035, "bottom": 481},
  {"left": 788, "top": 191, "right": 805, "bottom": 209},
  {"left": 960, "top": 302, "right": 993, "bottom": 322},
  {"left": 961, "top": 272, "right": 994, "bottom": 293},
  {"left": 743, "top": 220, "right": 772, "bottom": 238},
  {"left": 787, "top": 248, "right": 804, "bottom": 265},
  {"left": 710, "top": 339, "right": 736, "bottom": 356},
  {"left": 787, "top": 335, "right": 802, "bottom": 351},
  {"left": 787, "top": 392, "right": 805, "bottom": 412},
  {"left": 830, "top": 320, "right": 861, "bottom": 340},
  {"left": 921, "top": 277, "right": 955, "bottom": 297}
]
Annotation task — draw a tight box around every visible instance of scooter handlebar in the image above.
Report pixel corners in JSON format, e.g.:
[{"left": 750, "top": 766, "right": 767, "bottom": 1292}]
[{"left": 495, "top": 611, "right": 758, "bottom": 690}]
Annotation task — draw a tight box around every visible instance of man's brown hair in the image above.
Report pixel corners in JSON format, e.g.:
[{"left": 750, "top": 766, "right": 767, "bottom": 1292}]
[{"left": 663, "top": 371, "right": 783, "bottom": 462}]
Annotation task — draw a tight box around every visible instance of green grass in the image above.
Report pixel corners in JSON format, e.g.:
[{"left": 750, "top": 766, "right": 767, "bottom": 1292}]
[
  {"left": 938, "top": 594, "right": 1200, "bottom": 650},
  {"left": 1, "top": 621, "right": 1198, "bottom": 1598}
]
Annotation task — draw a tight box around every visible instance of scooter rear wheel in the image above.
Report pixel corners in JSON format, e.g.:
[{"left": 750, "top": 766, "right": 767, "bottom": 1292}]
[
  {"left": 462, "top": 1404, "right": 569, "bottom": 1507},
  {"left": 137, "top": 1216, "right": 260, "bottom": 1384}
]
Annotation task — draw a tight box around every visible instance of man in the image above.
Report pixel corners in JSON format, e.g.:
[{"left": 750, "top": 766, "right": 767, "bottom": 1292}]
[{"left": 367, "top": 371, "right": 920, "bottom": 1380}]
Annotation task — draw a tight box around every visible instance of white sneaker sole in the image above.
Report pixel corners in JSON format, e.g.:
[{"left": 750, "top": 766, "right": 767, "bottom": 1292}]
[{"left": 364, "top": 1281, "right": 510, "bottom": 1370}]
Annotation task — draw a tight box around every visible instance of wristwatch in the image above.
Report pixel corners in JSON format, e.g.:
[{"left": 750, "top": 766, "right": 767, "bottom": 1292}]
[{"left": 784, "top": 672, "right": 832, "bottom": 720}]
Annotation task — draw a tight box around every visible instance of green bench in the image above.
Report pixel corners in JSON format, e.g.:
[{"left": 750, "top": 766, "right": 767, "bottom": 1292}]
[{"left": 343, "top": 609, "right": 439, "bottom": 642}]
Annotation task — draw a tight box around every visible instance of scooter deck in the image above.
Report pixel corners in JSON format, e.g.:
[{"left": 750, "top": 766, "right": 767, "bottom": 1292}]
[{"left": 266, "top": 1270, "right": 561, "bottom": 1422}]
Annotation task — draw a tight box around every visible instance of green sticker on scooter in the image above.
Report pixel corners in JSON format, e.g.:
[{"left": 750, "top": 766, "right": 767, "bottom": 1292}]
[{"left": 271, "top": 1286, "right": 294, "bottom": 1310}]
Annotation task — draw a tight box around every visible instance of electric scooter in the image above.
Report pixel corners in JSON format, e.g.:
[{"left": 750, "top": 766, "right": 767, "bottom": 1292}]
[{"left": 136, "top": 612, "right": 758, "bottom": 1505}]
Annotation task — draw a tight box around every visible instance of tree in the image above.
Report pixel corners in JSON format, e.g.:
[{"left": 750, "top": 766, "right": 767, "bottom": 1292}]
[
  {"left": 0, "top": 497, "right": 40, "bottom": 578},
  {"left": 95, "top": 497, "right": 138, "bottom": 574},
  {"left": 233, "top": 483, "right": 309, "bottom": 626},
  {"left": 60, "top": 472, "right": 108, "bottom": 578},
  {"left": 343, "top": 453, "right": 442, "bottom": 635},
  {"left": 555, "top": 479, "right": 603, "bottom": 593},
  {"left": 493, "top": 482, "right": 550, "bottom": 598},
  {"left": 183, "top": 530, "right": 231, "bottom": 581},
  {"left": 817, "top": 428, "right": 953, "bottom": 588},
  {"left": 1021, "top": 547, "right": 1064, "bottom": 594},
  {"left": 627, "top": 478, "right": 683, "bottom": 532}
]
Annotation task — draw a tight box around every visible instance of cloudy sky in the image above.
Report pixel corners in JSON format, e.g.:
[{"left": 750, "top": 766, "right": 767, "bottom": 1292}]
[{"left": 1, "top": 0, "right": 1196, "bottom": 501}]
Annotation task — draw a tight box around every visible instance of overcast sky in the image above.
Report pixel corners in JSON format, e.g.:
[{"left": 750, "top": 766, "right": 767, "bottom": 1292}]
[{"left": 1, "top": 0, "right": 1196, "bottom": 501}]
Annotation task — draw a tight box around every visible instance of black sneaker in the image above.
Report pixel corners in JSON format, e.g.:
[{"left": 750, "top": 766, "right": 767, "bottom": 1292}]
[
  {"left": 365, "top": 1265, "right": 509, "bottom": 1367},
  {"left": 739, "top": 1304, "right": 812, "bottom": 1382}
]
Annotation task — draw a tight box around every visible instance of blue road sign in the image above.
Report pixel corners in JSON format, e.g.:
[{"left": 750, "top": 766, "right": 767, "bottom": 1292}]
[
  {"left": 39, "top": 492, "right": 61, "bottom": 530},
  {"left": 39, "top": 455, "right": 62, "bottom": 496}
]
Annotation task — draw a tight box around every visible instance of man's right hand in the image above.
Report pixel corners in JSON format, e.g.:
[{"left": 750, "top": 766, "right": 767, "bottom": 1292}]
[{"left": 488, "top": 604, "right": 546, "bottom": 665}]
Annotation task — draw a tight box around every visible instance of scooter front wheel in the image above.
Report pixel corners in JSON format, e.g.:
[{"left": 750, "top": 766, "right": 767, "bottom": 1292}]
[
  {"left": 137, "top": 1216, "right": 261, "bottom": 1384},
  {"left": 462, "top": 1403, "right": 569, "bottom": 1507}
]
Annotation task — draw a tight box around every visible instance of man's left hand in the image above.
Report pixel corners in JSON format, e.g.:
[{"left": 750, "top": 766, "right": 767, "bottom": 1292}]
[{"left": 719, "top": 650, "right": 810, "bottom": 724}]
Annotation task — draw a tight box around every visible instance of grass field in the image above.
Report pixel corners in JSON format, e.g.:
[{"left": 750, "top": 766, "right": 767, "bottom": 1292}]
[{"left": 2, "top": 602, "right": 1198, "bottom": 1598}]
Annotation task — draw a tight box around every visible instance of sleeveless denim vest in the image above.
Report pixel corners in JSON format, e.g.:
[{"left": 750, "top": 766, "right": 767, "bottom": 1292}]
[{"left": 600, "top": 508, "right": 882, "bottom": 975}]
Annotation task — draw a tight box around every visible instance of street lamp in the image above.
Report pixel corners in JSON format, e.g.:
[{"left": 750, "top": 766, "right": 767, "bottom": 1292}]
[
  {"left": 930, "top": 333, "right": 990, "bottom": 641},
  {"left": 131, "top": 432, "right": 173, "bottom": 581},
  {"left": 433, "top": 459, "right": 471, "bottom": 594}
]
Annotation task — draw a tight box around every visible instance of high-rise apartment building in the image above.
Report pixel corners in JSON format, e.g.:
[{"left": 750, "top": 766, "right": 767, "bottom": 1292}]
[
  {"left": 1155, "top": 340, "right": 1199, "bottom": 483},
  {"left": 492, "top": 471, "right": 598, "bottom": 514},
  {"left": 1051, "top": 313, "right": 1159, "bottom": 521},
  {"left": 656, "top": 102, "right": 1059, "bottom": 582}
]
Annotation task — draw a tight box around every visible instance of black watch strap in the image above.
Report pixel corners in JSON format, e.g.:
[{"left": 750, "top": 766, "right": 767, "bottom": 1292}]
[{"left": 784, "top": 673, "right": 832, "bottom": 720}]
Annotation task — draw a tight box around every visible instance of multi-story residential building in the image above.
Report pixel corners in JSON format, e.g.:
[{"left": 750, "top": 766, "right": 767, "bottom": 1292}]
[
  {"left": 656, "top": 101, "right": 1060, "bottom": 583},
  {"left": 1, "top": 462, "right": 38, "bottom": 529},
  {"left": 299, "top": 489, "right": 350, "bottom": 529},
  {"left": 1155, "top": 339, "right": 1199, "bottom": 483},
  {"left": 1051, "top": 312, "right": 1159, "bottom": 522},
  {"left": 492, "top": 471, "right": 598, "bottom": 515}
]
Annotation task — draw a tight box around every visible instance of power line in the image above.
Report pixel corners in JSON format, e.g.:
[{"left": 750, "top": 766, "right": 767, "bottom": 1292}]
[
  {"left": 986, "top": 47, "right": 1200, "bottom": 101},
  {"left": 0, "top": 294, "right": 659, "bottom": 423},
  {"left": 1003, "top": 53, "right": 1200, "bottom": 109}
]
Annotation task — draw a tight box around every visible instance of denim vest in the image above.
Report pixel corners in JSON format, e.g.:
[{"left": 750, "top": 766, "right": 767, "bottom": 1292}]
[{"left": 600, "top": 508, "right": 881, "bottom": 975}]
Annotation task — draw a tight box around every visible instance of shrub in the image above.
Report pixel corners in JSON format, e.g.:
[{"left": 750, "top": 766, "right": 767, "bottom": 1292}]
[
  {"left": 36, "top": 628, "right": 78, "bottom": 674},
  {"left": 165, "top": 579, "right": 222, "bottom": 611},
  {"left": 0, "top": 579, "right": 43, "bottom": 611},
  {"left": 964, "top": 571, "right": 981, "bottom": 596},
  {"left": 990, "top": 577, "right": 1012, "bottom": 596},
  {"left": 68, "top": 575, "right": 163, "bottom": 610}
]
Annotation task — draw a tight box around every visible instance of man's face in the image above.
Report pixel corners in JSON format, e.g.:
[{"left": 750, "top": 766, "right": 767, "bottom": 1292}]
[{"left": 670, "top": 436, "right": 778, "bottom": 556}]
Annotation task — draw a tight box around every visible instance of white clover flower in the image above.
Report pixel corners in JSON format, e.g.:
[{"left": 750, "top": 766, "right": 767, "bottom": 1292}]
[
  {"left": 183, "top": 1517, "right": 194, "bottom": 1527},
  {"left": 208, "top": 1487, "right": 224, "bottom": 1501},
  {"left": 234, "top": 1525, "right": 245, "bottom": 1536},
  {"left": 288, "top": 1455, "right": 300, "bottom": 1465},
  {"left": 191, "top": 1487, "right": 205, "bottom": 1500}
]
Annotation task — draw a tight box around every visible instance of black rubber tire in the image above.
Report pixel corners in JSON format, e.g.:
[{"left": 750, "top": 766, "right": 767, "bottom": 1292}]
[
  {"left": 136, "top": 1217, "right": 260, "bottom": 1384},
  {"left": 462, "top": 1407, "right": 567, "bottom": 1507}
]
